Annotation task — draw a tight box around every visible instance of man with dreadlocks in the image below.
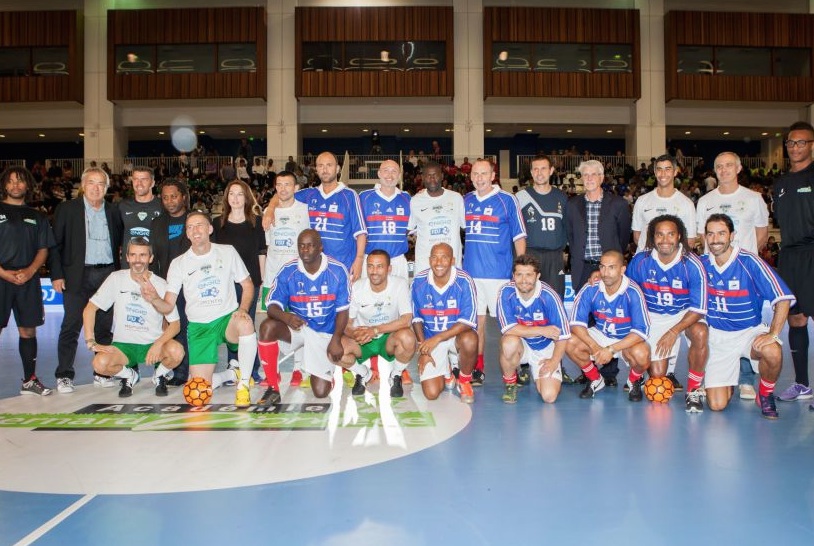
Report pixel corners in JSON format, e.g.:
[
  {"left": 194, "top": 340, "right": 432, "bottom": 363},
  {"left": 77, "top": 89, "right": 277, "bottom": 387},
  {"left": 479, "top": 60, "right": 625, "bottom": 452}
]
[{"left": 627, "top": 214, "right": 709, "bottom": 412}]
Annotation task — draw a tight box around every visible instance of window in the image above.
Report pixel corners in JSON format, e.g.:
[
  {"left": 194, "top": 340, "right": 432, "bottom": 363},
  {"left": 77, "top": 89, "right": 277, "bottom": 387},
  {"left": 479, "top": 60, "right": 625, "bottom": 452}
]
[
  {"left": 157, "top": 45, "right": 215, "bottom": 74},
  {"left": 116, "top": 44, "right": 257, "bottom": 74},
  {"left": 773, "top": 48, "right": 810, "bottom": 77},
  {"left": 33, "top": 48, "right": 69, "bottom": 76},
  {"left": 492, "top": 43, "right": 631, "bottom": 73},
  {"left": 677, "top": 46, "right": 714, "bottom": 75},
  {"left": 302, "top": 41, "right": 445, "bottom": 71},
  {"left": 218, "top": 43, "right": 257, "bottom": 73},
  {"left": 677, "top": 45, "right": 810, "bottom": 77},
  {"left": 716, "top": 47, "right": 771, "bottom": 76},
  {"left": 0, "top": 48, "right": 30, "bottom": 76}
]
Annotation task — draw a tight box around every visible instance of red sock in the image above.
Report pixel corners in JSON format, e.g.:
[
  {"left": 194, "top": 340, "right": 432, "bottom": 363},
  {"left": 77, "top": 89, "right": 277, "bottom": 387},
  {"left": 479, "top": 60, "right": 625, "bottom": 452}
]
[
  {"left": 370, "top": 355, "right": 379, "bottom": 374},
  {"left": 258, "top": 340, "right": 280, "bottom": 390},
  {"left": 687, "top": 371, "right": 704, "bottom": 392},
  {"left": 759, "top": 378, "right": 775, "bottom": 398},
  {"left": 580, "top": 362, "right": 600, "bottom": 381},
  {"left": 503, "top": 373, "right": 517, "bottom": 385},
  {"left": 627, "top": 369, "right": 644, "bottom": 384},
  {"left": 476, "top": 354, "right": 484, "bottom": 372},
  {"left": 458, "top": 371, "right": 472, "bottom": 384}
]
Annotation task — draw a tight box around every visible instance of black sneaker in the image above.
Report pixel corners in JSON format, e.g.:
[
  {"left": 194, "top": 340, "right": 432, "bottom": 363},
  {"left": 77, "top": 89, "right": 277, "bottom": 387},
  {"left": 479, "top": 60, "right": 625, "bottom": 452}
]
[
  {"left": 575, "top": 373, "right": 588, "bottom": 385},
  {"left": 471, "top": 370, "right": 485, "bottom": 387},
  {"left": 605, "top": 376, "right": 618, "bottom": 388},
  {"left": 666, "top": 373, "right": 684, "bottom": 392},
  {"left": 579, "top": 377, "right": 606, "bottom": 399},
  {"left": 628, "top": 378, "right": 644, "bottom": 402},
  {"left": 167, "top": 377, "right": 187, "bottom": 387},
  {"left": 516, "top": 364, "right": 531, "bottom": 386},
  {"left": 258, "top": 386, "right": 281, "bottom": 407},
  {"left": 685, "top": 389, "right": 704, "bottom": 413},
  {"left": 352, "top": 374, "right": 367, "bottom": 396},
  {"left": 390, "top": 374, "right": 404, "bottom": 398},
  {"left": 561, "top": 369, "right": 575, "bottom": 385},
  {"left": 154, "top": 375, "right": 168, "bottom": 397}
]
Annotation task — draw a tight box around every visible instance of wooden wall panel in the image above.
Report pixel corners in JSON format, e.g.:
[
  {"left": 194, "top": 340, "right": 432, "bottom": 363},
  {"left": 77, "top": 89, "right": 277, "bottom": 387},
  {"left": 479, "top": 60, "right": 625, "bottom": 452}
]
[
  {"left": 107, "top": 7, "right": 266, "bottom": 101},
  {"left": 483, "top": 7, "right": 640, "bottom": 99},
  {"left": 296, "top": 6, "right": 453, "bottom": 98},
  {"left": 665, "top": 11, "right": 814, "bottom": 102},
  {"left": 0, "top": 11, "right": 82, "bottom": 102}
]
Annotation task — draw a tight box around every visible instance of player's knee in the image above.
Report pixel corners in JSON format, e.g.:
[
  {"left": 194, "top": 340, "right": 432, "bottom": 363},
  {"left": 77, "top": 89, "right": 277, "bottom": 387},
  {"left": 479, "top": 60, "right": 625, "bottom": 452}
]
[
  {"left": 422, "top": 383, "right": 441, "bottom": 400},
  {"left": 539, "top": 386, "right": 559, "bottom": 404},
  {"left": 457, "top": 330, "right": 478, "bottom": 352},
  {"left": 688, "top": 323, "right": 708, "bottom": 345},
  {"left": 500, "top": 335, "right": 522, "bottom": 357}
]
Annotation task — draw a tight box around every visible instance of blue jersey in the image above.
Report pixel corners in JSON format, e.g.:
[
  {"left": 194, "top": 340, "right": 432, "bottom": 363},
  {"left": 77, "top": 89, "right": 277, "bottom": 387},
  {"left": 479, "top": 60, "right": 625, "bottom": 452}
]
[
  {"left": 571, "top": 277, "right": 651, "bottom": 340},
  {"left": 411, "top": 267, "right": 477, "bottom": 339},
  {"left": 267, "top": 254, "right": 351, "bottom": 335},
  {"left": 360, "top": 188, "right": 410, "bottom": 257},
  {"left": 463, "top": 187, "right": 526, "bottom": 279},
  {"left": 296, "top": 183, "right": 366, "bottom": 270},
  {"left": 497, "top": 280, "right": 571, "bottom": 351},
  {"left": 700, "top": 247, "right": 795, "bottom": 332},
  {"left": 627, "top": 250, "right": 707, "bottom": 316}
]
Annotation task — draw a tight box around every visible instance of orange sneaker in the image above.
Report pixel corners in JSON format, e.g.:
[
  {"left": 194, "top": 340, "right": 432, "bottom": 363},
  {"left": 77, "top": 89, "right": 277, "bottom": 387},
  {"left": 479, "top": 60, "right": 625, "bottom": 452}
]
[
  {"left": 289, "top": 370, "right": 303, "bottom": 388},
  {"left": 401, "top": 370, "right": 413, "bottom": 385},
  {"left": 458, "top": 381, "right": 474, "bottom": 404}
]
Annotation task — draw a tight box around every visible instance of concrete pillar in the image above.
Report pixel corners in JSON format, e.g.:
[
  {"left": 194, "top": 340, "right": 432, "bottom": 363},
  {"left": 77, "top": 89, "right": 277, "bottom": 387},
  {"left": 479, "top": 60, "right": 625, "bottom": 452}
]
[
  {"left": 453, "top": 0, "right": 485, "bottom": 162},
  {"left": 266, "top": 0, "right": 300, "bottom": 163}
]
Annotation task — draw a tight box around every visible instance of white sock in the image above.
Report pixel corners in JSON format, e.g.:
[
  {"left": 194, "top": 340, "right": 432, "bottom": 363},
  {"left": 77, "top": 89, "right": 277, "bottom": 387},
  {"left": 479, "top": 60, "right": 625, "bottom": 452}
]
[
  {"left": 350, "top": 362, "right": 369, "bottom": 379},
  {"left": 114, "top": 367, "right": 136, "bottom": 381},
  {"left": 238, "top": 333, "right": 257, "bottom": 387},
  {"left": 154, "top": 363, "right": 171, "bottom": 378},
  {"left": 212, "top": 370, "right": 233, "bottom": 390},
  {"left": 294, "top": 348, "right": 304, "bottom": 372},
  {"left": 667, "top": 359, "right": 676, "bottom": 375},
  {"left": 393, "top": 359, "right": 408, "bottom": 374}
]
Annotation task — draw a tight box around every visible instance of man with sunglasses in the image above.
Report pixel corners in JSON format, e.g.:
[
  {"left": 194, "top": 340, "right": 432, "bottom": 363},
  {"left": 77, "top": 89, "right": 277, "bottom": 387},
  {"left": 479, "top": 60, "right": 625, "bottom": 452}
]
[{"left": 773, "top": 121, "right": 814, "bottom": 405}]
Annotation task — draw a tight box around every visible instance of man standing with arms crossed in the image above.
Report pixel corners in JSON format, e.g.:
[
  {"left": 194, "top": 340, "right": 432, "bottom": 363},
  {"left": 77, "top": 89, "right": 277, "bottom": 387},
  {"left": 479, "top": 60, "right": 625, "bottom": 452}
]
[
  {"left": 0, "top": 167, "right": 56, "bottom": 395},
  {"left": 463, "top": 159, "right": 527, "bottom": 386},
  {"left": 773, "top": 122, "right": 814, "bottom": 405}
]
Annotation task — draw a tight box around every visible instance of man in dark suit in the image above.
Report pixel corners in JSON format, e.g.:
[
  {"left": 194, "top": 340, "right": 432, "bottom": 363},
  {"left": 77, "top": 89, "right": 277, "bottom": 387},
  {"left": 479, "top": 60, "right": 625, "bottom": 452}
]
[
  {"left": 50, "top": 167, "right": 123, "bottom": 393},
  {"left": 149, "top": 179, "right": 191, "bottom": 385},
  {"left": 566, "top": 160, "right": 632, "bottom": 385}
]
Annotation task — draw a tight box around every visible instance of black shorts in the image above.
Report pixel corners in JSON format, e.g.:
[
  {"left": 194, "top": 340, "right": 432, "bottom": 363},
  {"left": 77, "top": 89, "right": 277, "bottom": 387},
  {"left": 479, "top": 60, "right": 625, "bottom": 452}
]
[
  {"left": 778, "top": 246, "right": 814, "bottom": 317},
  {"left": 0, "top": 275, "right": 45, "bottom": 328},
  {"left": 526, "top": 248, "right": 566, "bottom": 300}
]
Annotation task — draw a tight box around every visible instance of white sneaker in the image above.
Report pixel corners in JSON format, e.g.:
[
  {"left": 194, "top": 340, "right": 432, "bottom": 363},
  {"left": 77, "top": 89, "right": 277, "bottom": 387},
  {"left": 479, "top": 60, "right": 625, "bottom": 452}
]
[
  {"left": 94, "top": 374, "right": 117, "bottom": 388},
  {"left": 151, "top": 369, "right": 174, "bottom": 386},
  {"left": 56, "top": 377, "right": 75, "bottom": 394},
  {"left": 739, "top": 384, "right": 757, "bottom": 400}
]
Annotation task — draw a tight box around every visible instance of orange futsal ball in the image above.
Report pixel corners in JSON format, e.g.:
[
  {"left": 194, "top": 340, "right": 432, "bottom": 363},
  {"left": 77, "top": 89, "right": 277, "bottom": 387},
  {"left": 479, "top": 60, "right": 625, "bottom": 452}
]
[
  {"left": 183, "top": 376, "right": 213, "bottom": 407},
  {"left": 644, "top": 376, "right": 675, "bottom": 403}
]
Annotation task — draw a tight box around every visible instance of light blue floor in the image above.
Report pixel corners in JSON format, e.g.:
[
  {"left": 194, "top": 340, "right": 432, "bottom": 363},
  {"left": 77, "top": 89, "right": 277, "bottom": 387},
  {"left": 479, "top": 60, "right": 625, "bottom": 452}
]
[{"left": 2, "top": 315, "right": 813, "bottom": 545}]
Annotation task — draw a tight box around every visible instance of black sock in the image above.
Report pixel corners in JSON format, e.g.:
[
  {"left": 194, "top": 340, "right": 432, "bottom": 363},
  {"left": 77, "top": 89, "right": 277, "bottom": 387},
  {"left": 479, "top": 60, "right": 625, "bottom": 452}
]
[
  {"left": 19, "top": 337, "right": 37, "bottom": 381},
  {"left": 788, "top": 325, "right": 810, "bottom": 386}
]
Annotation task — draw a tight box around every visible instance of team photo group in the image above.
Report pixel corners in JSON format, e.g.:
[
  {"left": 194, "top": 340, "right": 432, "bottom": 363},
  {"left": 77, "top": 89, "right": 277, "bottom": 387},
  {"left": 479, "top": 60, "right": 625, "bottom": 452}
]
[{"left": 2, "top": 121, "right": 813, "bottom": 422}]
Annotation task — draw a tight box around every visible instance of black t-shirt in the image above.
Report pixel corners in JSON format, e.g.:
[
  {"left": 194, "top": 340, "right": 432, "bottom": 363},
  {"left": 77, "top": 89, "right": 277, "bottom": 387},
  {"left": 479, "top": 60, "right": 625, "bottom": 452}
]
[
  {"left": 212, "top": 216, "right": 267, "bottom": 286},
  {"left": 0, "top": 202, "right": 55, "bottom": 269},
  {"left": 167, "top": 214, "right": 187, "bottom": 263}
]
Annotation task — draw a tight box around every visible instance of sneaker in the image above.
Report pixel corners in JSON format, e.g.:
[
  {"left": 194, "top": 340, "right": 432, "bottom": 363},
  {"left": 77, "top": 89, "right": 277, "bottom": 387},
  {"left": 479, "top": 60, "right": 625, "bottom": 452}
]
[
  {"left": 458, "top": 381, "right": 475, "bottom": 404},
  {"left": 579, "top": 376, "right": 605, "bottom": 399},
  {"left": 502, "top": 383, "right": 518, "bottom": 404},
  {"left": 167, "top": 377, "right": 187, "bottom": 387},
  {"left": 756, "top": 392, "right": 779, "bottom": 420},
  {"left": 301, "top": 374, "right": 311, "bottom": 389},
  {"left": 471, "top": 369, "right": 485, "bottom": 387},
  {"left": 605, "top": 376, "right": 618, "bottom": 388},
  {"left": 516, "top": 364, "right": 531, "bottom": 386},
  {"left": 352, "top": 374, "right": 367, "bottom": 396},
  {"left": 118, "top": 371, "right": 140, "bottom": 398},
  {"left": 154, "top": 375, "right": 168, "bottom": 397},
  {"left": 94, "top": 374, "right": 117, "bottom": 388},
  {"left": 561, "top": 369, "right": 575, "bottom": 385},
  {"left": 685, "top": 389, "right": 705, "bottom": 413},
  {"left": 258, "top": 386, "right": 281, "bottom": 407},
  {"left": 289, "top": 370, "right": 303, "bottom": 388},
  {"left": 777, "top": 383, "right": 814, "bottom": 401},
  {"left": 575, "top": 373, "right": 588, "bottom": 385},
  {"left": 224, "top": 359, "right": 239, "bottom": 386},
  {"left": 739, "top": 384, "right": 757, "bottom": 400},
  {"left": 20, "top": 377, "right": 52, "bottom": 396},
  {"left": 666, "top": 372, "right": 684, "bottom": 392},
  {"left": 56, "top": 377, "right": 75, "bottom": 394},
  {"left": 390, "top": 374, "right": 404, "bottom": 398},
  {"left": 235, "top": 383, "right": 252, "bottom": 408},
  {"left": 401, "top": 369, "right": 413, "bottom": 385},
  {"left": 444, "top": 374, "right": 457, "bottom": 391},
  {"left": 628, "top": 378, "right": 644, "bottom": 402}
]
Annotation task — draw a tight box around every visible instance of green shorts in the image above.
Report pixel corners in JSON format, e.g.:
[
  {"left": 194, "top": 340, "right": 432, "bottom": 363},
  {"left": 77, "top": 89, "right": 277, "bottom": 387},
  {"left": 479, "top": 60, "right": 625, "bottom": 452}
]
[
  {"left": 357, "top": 334, "right": 394, "bottom": 364},
  {"left": 260, "top": 286, "right": 271, "bottom": 312},
  {"left": 112, "top": 342, "right": 150, "bottom": 368},
  {"left": 187, "top": 312, "right": 239, "bottom": 365}
]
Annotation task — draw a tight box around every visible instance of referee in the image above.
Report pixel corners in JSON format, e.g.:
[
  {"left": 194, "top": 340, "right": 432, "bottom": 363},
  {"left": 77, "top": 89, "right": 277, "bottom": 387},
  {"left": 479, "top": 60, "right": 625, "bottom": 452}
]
[
  {"left": 0, "top": 167, "right": 56, "bottom": 395},
  {"left": 773, "top": 121, "right": 814, "bottom": 403}
]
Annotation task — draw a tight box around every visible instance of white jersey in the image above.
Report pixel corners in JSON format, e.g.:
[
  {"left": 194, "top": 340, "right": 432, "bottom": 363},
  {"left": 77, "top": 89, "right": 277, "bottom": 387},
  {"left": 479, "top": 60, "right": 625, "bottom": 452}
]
[
  {"left": 90, "top": 270, "right": 180, "bottom": 345},
  {"left": 408, "top": 189, "right": 465, "bottom": 274},
  {"left": 696, "top": 186, "right": 768, "bottom": 254},
  {"left": 349, "top": 276, "right": 412, "bottom": 329},
  {"left": 631, "top": 189, "right": 697, "bottom": 253},
  {"left": 166, "top": 243, "right": 250, "bottom": 323},
  {"left": 263, "top": 201, "right": 310, "bottom": 287}
]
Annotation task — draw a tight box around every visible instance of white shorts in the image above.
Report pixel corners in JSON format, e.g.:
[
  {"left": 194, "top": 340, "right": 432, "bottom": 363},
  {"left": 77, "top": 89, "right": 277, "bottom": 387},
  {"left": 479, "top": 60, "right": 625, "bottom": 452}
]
[
  {"left": 420, "top": 338, "right": 458, "bottom": 382},
  {"left": 362, "top": 253, "right": 409, "bottom": 280},
  {"left": 521, "top": 340, "right": 562, "bottom": 382},
  {"left": 587, "top": 327, "right": 630, "bottom": 366},
  {"left": 279, "top": 325, "right": 334, "bottom": 381},
  {"left": 474, "top": 278, "right": 504, "bottom": 317},
  {"left": 646, "top": 310, "right": 687, "bottom": 361},
  {"left": 705, "top": 324, "right": 768, "bottom": 388}
]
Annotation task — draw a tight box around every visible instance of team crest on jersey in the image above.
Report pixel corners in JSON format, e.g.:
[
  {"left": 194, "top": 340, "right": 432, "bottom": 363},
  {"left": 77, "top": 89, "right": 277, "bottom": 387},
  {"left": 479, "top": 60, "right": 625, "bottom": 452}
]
[
  {"left": 526, "top": 209, "right": 537, "bottom": 223},
  {"left": 728, "top": 280, "right": 740, "bottom": 290},
  {"left": 447, "top": 299, "right": 457, "bottom": 308},
  {"left": 616, "top": 309, "right": 625, "bottom": 318},
  {"left": 484, "top": 207, "right": 492, "bottom": 215},
  {"left": 138, "top": 212, "right": 148, "bottom": 221},
  {"left": 129, "top": 291, "right": 141, "bottom": 303},
  {"left": 672, "top": 279, "right": 683, "bottom": 289},
  {"left": 373, "top": 202, "right": 382, "bottom": 215},
  {"left": 557, "top": 203, "right": 563, "bottom": 214},
  {"left": 297, "top": 282, "right": 305, "bottom": 295},
  {"left": 533, "top": 312, "right": 545, "bottom": 321},
  {"left": 329, "top": 204, "right": 338, "bottom": 213},
  {"left": 433, "top": 205, "right": 443, "bottom": 213},
  {"left": 648, "top": 269, "right": 657, "bottom": 282},
  {"left": 201, "top": 265, "right": 212, "bottom": 275},
  {"left": 396, "top": 207, "right": 404, "bottom": 215},
  {"left": 321, "top": 284, "right": 328, "bottom": 294}
]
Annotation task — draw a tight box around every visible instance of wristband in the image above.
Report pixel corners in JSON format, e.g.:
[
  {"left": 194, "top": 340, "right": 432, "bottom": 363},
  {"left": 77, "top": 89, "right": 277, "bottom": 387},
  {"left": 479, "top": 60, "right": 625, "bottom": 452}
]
[{"left": 772, "top": 334, "right": 784, "bottom": 346}]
